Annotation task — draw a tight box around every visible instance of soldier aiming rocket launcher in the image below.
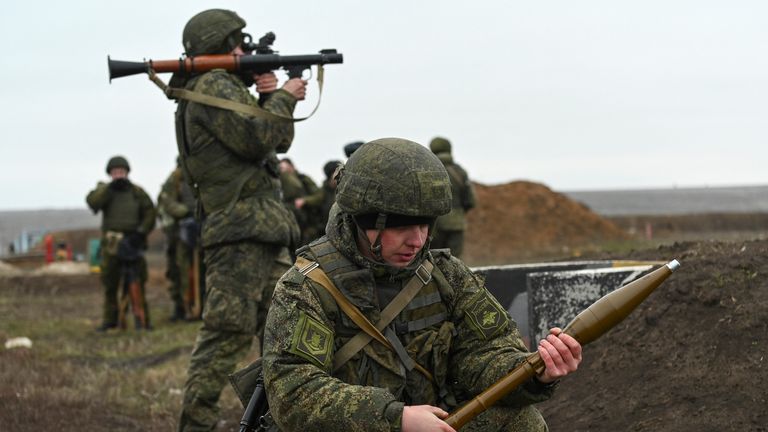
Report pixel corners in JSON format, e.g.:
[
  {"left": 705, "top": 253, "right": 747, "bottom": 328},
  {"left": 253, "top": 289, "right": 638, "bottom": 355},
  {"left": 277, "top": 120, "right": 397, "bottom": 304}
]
[
  {"left": 446, "top": 259, "right": 681, "bottom": 430},
  {"left": 107, "top": 32, "right": 343, "bottom": 121}
]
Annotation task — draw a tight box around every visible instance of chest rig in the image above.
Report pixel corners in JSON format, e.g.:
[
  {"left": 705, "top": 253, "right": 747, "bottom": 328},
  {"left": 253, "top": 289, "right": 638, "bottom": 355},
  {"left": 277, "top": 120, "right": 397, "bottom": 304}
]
[{"left": 298, "top": 237, "right": 458, "bottom": 405}]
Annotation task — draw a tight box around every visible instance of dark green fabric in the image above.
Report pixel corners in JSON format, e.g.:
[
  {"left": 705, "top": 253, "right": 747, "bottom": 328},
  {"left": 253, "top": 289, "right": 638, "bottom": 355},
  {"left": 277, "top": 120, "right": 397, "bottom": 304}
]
[
  {"left": 280, "top": 171, "right": 322, "bottom": 246},
  {"left": 429, "top": 137, "right": 451, "bottom": 154},
  {"left": 106, "top": 155, "right": 130, "bottom": 173},
  {"left": 178, "top": 242, "right": 291, "bottom": 432},
  {"left": 175, "top": 70, "right": 300, "bottom": 248},
  {"left": 183, "top": 9, "right": 246, "bottom": 56},
  {"left": 99, "top": 248, "right": 148, "bottom": 326},
  {"left": 86, "top": 181, "right": 156, "bottom": 234},
  {"left": 262, "top": 210, "right": 553, "bottom": 431},
  {"left": 335, "top": 138, "right": 452, "bottom": 218},
  {"left": 433, "top": 153, "right": 476, "bottom": 233}
]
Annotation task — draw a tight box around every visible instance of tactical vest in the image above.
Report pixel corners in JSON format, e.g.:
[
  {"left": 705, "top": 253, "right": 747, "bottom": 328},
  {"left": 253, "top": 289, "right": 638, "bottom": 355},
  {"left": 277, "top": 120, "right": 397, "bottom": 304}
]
[
  {"left": 175, "top": 74, "right": 282, "bottom": 216},
  {"left": 101, "top": 187, "right": 142, "bottom": 233},
  {"left": 301, "top": 237, "right": 459, "bottom": 408}
]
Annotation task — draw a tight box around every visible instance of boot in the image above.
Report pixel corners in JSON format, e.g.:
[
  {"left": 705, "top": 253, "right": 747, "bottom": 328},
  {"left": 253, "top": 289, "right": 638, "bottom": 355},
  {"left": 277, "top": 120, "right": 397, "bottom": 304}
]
[{"left": 95, "top": 322, "right": 117, "bottom": 333}]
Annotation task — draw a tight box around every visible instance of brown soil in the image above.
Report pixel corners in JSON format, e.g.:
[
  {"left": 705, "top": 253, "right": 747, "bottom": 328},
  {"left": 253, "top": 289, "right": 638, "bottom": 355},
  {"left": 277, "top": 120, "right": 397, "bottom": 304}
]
[
  {"left": 463, "top": 181, "right": 627, "bottom": 265},
  {"left": 2, "top": 182, "right": 766, "bottom": 431},
  {"left": 539, "top": 239, "right": 768, "bottom": 431}
]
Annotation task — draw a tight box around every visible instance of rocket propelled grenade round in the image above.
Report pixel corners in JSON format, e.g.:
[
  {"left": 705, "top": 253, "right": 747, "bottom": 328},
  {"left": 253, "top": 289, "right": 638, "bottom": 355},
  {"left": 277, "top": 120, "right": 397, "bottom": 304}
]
[{"left": 445, "top": 260, "right": 680, "bottom": 430}]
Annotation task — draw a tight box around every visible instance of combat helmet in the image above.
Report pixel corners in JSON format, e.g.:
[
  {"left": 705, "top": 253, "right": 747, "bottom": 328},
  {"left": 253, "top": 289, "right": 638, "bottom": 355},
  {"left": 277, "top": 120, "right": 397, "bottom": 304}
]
[
  {"left": 336, "top": 138, "right": 451, "bottom": 229},
  {"left": 429, "top": 137, "right": 451, "bottom": 154},
  {"left": 106, "top": 156, "right": 130, "bottom": 174},
  {"left": 183, "top": 9, "right": 246, "bottom": 56}
]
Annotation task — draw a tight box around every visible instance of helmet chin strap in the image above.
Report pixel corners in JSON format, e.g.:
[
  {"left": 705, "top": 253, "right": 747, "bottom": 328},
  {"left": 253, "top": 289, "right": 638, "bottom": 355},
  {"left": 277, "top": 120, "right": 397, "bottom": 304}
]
[{"left": 355, "top": 213, "right": 388, "bottom": 262}]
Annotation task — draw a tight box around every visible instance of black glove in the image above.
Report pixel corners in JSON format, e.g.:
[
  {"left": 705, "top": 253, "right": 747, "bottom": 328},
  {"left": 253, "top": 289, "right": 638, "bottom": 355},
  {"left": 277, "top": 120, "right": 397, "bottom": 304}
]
[
  {"left": 109, "top": 178, "right": 131, "bottom": 191},
  {"left": 128, "top": 231, "right": 147, "bottom": 250}
]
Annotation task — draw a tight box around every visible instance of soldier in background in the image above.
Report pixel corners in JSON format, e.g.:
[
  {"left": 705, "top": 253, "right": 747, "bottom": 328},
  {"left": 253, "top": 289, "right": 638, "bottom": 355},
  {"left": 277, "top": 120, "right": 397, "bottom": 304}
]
[
  {"left": 261, "top": 139, "right": 582, "bottom": 431},
  {"left": 343, "top": 140, "right": 364, "bottom": 158},
  {"left": 158, "top": 161, "right": 204, "bottom": 322},
  {"left": 86, "top": 156, "right": 156, "bottom": 331},
  {"left": 279, "top": 158, "right": 320, "bottom": 247},
  {"left": 429, "top": 137, "right": 476, "bottom": 259},
  {"left": 299, "top": 160, "right": 342, "bottom": 237},
  {"left": 174, "top": 9, "right": 306, "bottom": 431},
  {"left": 157, "top": 165, "right": 183, "bottom": 321}
]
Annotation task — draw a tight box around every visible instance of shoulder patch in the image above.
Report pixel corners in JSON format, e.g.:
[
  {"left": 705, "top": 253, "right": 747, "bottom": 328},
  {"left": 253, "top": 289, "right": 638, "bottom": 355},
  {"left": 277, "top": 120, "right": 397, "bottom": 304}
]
[
  {"left": 464, "top": 289, "right": 508, "bottom": 340},
  {"left": 288, "top": 310, "right": 334, "bottom": 369}
]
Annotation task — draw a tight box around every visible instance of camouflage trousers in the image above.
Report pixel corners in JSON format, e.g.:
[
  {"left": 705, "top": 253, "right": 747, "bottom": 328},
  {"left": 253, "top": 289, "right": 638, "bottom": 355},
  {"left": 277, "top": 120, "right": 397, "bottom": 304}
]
[
  {"left": 178, "top": 241, "right": 291, "bottom": 432},
  {"left": 99, "top": 251, "right": 148, "bottom": 326},
  {"left": 431, "top": 229, "right": 465, "bottom": 258},
  {"left": 461, "top": 404, "right": 548, "bottom": 432},
  {"left": 176, "top": 239, "right": 205, "bottom": 319},
  {"left": 165, "top": 232, "right": 184, "bottom": 314}
]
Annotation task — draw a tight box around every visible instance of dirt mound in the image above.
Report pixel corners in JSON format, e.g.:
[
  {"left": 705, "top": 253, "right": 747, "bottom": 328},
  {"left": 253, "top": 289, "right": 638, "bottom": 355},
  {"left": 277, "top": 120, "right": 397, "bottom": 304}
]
[
  {"left": 31, "top": 262, "right": 90, "bottom": 276},
  {"left": 539, "top": 239, "right": 768, "bottom": 431},
  {"left": 0, "top": 260, "right": 23, "bottom": 276},
  {"left": 463, "top": 181, "right": 627, "bottom": 265}
]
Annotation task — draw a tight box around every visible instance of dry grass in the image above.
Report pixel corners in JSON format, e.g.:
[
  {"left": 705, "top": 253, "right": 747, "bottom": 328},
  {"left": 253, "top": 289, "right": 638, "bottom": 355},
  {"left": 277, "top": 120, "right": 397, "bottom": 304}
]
[{"left": 0, "top": 260, "right": 255, "bottom": 432}]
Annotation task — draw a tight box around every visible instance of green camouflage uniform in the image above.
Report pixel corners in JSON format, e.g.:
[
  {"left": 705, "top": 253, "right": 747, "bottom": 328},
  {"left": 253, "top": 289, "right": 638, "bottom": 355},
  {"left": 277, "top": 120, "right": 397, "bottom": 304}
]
[
  {"left": 280, "top": 169, "right": 321, "bottom": 246},
  {"left": 86, "top": 179, "right": 156, "bottom": 327},
  {"left": 262, "top": 210, "right": 552, "bottom": 431},
  {"left": 158, "top": 166, "right": 203, "bottom": 320},
  {"left": 174, "top": 42, "right": 300, "bottom": 432},
  {"left": 301, "top": 161, "right": 341, "bottom": 237},
  {"left": 431, "top": 139, "right": 476, "bottom": 259},
  {"left": 261, "top": 138, "right": 551, "bottom": 432}
]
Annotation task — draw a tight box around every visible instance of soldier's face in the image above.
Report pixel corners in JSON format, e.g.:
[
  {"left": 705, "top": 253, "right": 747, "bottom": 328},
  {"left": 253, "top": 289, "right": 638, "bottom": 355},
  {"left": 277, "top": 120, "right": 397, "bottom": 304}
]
[
  {"left": 109, "top": 168, "right": 128, "bottom": 180},
  {"left": 361, "top": 224, "right": 429, "bottom": 268}
]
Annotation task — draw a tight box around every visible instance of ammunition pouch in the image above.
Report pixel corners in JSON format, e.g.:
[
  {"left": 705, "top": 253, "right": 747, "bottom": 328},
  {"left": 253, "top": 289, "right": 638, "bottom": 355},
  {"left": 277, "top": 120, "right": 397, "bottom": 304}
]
[
  {"left": 103, "top": 231, "right": 124, "bottom": 256},
  {"left": 117, "top": 234, "right": 143, "bottom": 262},
  {"left": 178, "top": 217, "right": 200, "bottom": 248}
]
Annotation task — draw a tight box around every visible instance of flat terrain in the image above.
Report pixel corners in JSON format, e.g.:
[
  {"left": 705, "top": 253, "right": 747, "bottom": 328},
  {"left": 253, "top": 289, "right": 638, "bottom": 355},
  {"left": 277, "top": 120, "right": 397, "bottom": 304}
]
[
  {"left": 2, "top": 183, "right": 767, "bottom": 431},
  {"left": 0, "top": 263, "right": 254, "bottom": 432}
]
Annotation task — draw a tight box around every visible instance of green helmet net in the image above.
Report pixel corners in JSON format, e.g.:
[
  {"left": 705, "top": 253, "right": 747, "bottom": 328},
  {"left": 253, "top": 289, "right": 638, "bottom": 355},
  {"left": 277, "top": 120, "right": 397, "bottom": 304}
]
[
  {"left": 336, "top": 138, "right": 452, "bottom": 219},
  {"left": 183, "top": 9, "right": 246, "bottom": 56}
]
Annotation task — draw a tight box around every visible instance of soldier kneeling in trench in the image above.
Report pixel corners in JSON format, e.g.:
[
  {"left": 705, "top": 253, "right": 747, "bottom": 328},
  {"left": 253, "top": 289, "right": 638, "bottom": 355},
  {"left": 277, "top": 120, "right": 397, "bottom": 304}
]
[{"left": 260, "top": 138, "right": 583, "bottom": 431}]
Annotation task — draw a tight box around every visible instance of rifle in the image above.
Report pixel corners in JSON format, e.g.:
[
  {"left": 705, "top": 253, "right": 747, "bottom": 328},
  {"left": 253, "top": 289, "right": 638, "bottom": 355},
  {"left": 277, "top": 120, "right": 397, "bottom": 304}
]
[
  {"left": 445, "top": 260, "right": 681, "bottom": 430},
  {"left": 107, "top": 31, "right": 343, "bottom": 82},
  {"left": 116, "top": 235, "right": 148, "bottom": 330},
  {"left": 239, "top": 375, "right": 269, "bottom": 432}
]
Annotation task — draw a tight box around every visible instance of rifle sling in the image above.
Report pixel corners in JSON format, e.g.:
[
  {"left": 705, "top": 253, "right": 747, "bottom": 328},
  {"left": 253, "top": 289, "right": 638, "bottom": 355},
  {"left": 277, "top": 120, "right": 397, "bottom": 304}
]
[
  {"left": 295, "top": 256, "right": 434, "bottom": 382},
  {"left": 147, "top": 65, "right": 326, "bottom": 123}
]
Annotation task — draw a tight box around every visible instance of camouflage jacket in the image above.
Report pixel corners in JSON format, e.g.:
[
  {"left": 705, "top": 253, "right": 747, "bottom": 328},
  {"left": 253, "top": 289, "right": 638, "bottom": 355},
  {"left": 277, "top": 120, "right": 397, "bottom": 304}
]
[
  {"left": 262, "top": 211, "right": 553, "bottom": 432},
  {"left": 435, "top": 153, "right": 476, "bottom": 232},
  {"left": 157, "top": 167, "right": 197, "bottom": 224},
  {"left": 175, "top": 70, "right": 300, "bottom": 248}
]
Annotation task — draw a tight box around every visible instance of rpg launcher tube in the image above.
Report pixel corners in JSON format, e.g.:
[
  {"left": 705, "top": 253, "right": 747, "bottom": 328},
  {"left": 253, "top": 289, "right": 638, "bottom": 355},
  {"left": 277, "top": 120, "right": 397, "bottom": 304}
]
[
  {"left": 108, "top": 50, "right": 343, "bottom": 82},
  {"left": 445, "top": 260, "right": 680, "bottom": 430}
]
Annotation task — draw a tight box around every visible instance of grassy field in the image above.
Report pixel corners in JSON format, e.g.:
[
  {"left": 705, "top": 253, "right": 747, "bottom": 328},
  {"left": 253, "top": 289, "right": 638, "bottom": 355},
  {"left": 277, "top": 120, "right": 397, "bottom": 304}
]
[{"left": 0, "top": 263, "right": 259, "bottom": 432}]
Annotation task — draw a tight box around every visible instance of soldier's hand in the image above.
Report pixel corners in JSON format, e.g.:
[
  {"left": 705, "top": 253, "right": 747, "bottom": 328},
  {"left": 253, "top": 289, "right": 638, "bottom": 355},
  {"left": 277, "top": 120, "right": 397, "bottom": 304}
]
[
  {"left": 254, "top": 72, "right": 279, "bottom": 94},
  {"left": 537, "top": 327, "right": 582, "bottom": 383},
  {"left": 282, "top": 78, "right": 307, "bottom": 101},
  {"left": 402, "top": 405, "right": 456, "bottom": 432},
  {"left": 294, "top": 198, "right": 306, "bottom": 209}
]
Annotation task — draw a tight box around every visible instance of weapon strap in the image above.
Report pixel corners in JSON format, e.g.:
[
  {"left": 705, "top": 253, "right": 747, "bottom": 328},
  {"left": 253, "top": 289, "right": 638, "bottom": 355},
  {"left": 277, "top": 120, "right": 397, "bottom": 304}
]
[
  {"left": 148, "top": 66, "right": 325, "bottom": 123},
  {"left": 295, "top": 256, "right": 435, "bottom": 382}
]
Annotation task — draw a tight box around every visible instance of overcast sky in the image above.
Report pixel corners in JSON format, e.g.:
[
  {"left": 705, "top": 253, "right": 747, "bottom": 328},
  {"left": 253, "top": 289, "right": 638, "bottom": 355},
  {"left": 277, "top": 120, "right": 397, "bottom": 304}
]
[{"left": 1, "top": 1, "right": 766, "bottom": 210}]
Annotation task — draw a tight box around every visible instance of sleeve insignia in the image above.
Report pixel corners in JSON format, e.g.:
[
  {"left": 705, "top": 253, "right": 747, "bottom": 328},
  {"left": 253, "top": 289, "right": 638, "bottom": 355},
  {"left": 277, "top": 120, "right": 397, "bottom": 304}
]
[
  {"left": 289, "top": 310, "right": 334, "bottom": 368},
  {"left": 465, "top": 289, "right": 508, "bottom": 340}
]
